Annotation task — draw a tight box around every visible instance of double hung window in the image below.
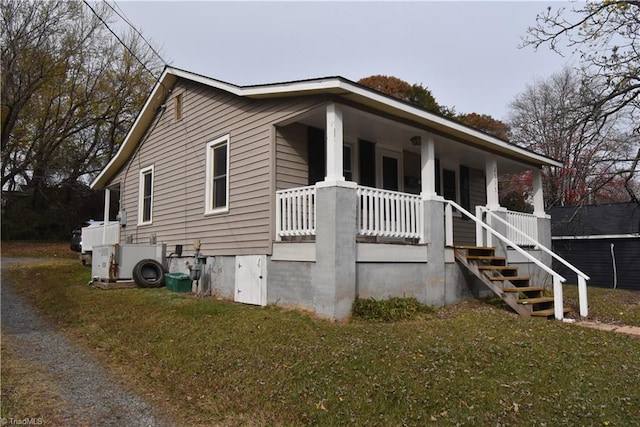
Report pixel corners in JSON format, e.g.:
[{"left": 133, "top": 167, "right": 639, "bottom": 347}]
[
  {"left": 138, "top": 166, "right": 154, "bottom": 225},
  {"left": 205, "top": 135, "right": 230, "bottom": 214}
]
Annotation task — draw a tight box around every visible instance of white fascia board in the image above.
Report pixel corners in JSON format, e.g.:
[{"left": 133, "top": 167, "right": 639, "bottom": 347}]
[
  {"left": 168, "top": 67, "right": 245, "bottom": 96},
  {"left": 92, "top": 67, "right": 561, "bottom": 190},
  {"left": 168, "top": 67, "right": 347, "bottom": 97},
  {"left": 553, "top": 234, "right": 639, "bottom": 240},
  {"left": 166, "top": 68, "right": 561, "bottom": 167}
]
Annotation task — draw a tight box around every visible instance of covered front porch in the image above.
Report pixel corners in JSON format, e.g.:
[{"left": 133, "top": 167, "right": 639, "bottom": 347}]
[
  {"left": 273, "top": 102, "right": 549, "bottom": 250},
  {"left": 267, "top": 102, "right": 564, "bottom": 320}
]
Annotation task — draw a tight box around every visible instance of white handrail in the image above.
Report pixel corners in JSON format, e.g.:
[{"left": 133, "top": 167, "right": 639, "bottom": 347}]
[
  {"left": 480, "top": 208, "right": 590, "bottom": 281},
  {"left": 480, "top": 207, "right": 589, "bottom": 317},
  {"left": 445, "top": 200, "right": 567, "bottom": 320}
]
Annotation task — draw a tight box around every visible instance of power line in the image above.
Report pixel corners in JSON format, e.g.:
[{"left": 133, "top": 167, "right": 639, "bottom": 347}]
[
  {"left": 104, "top": 0, "right": 168, "bottom": 66},
  {"left": 81, "top": 0, "right": 161, "bottom": 82}
]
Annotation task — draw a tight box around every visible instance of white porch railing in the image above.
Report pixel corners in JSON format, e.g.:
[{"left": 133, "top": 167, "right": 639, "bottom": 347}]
[
  {"left": 275, "top": 185, "right": 424, "bottom": 242},
  {"left": 275, "top": 186, "right": 317, "bottom": 240},
  {"left": 474, "top": 208, "right": 539, "bottom": 247},
  {"left": 357, "top": 186, "right": 424, "bottom": 241},
  {"left": 506, "top": 210, "right": 538, "bottom": 246},
  {"left": 81, "top": 222, "right": 120, "bottom": 253}
]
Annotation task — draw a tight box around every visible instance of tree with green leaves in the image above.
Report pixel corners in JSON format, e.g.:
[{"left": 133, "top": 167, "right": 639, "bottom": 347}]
[{"left": 1, "top": 0, "right": 162, "bottom": 239}]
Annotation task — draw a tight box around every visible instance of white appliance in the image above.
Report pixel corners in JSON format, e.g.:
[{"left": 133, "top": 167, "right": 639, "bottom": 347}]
[{"left": 92, "top": 243, "right": 166, "bottom": 281}]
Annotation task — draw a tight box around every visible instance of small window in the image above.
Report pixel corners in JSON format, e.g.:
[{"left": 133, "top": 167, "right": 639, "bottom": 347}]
[
  {"left": 205, "top": 135, "right": 230, "bottom": 214},
  {"left": 343, "top": 144, "right": 353, "bottom": 181},
  {"left": 138, "top": 166, "right": 154, "bottom": 225},
  {"left": 174, "top": 93, "right": 183, "bottom": 121}
]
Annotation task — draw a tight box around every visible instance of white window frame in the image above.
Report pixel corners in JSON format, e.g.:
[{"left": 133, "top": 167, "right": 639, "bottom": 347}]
[
  {"left": 138, "top": 165, "right": 154, "bottom": 225},
  {"left": 343, "top": 142, "right": 354, "bottom": 182},
  {"left": 205, "top": 134, "right": 230, "bottom": 215}
]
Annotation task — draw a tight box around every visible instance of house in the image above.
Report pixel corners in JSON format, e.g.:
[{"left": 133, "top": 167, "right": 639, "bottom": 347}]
[
  {"left": 550, "top": 203, "right": 640, "bottom": 291},
  {"left": 90, "top": 66, "right": 588, "bottom": 320}
]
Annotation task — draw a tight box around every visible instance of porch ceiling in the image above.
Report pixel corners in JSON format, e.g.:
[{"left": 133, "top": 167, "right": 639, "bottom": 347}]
[{"left": 296, "top": 105, "right": 536, "bottom": 173}]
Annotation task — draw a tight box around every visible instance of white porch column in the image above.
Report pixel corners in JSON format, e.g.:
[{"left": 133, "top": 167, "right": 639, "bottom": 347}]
[
  {"left": 324, "top": 103, "right": 344, "bottom": 182},
  {"left": 485, "top": 158, "right": 500, "bottom": 210},
  {"left": 532, "top": 168, "right": 546, "bottom": 217},
  {"left": 420, "top": 136, "right": 439, "bottom": 200},
  {"left": 102, "top": 188, "right": 111, "bottom": 244}
]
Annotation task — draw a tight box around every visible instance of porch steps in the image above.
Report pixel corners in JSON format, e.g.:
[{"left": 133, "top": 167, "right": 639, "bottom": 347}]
[{"left": 454, "top": 246, "right": 566, "bottom": 319}]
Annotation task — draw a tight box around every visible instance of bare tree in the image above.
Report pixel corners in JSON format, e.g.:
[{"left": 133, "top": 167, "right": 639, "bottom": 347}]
[
  {"left": 508, "top": 68, "right": 637, "bottom": 207},
  {"left": 1, "top": 0, "right": 163, "bottom": 239},
  {"left": 522, "top": 1, "right": 640, "bottom": 201},
  {"left": 1, "top": 0, "right": 162, "bottom": 196}
]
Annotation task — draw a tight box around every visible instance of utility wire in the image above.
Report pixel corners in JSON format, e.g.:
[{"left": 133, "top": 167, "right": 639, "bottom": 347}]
[
  {"left": 104, "top": 0, "right": 168, "bottom": 66},
  {"left": 81, "top": 0, "right": 162, "bottom": 82}
]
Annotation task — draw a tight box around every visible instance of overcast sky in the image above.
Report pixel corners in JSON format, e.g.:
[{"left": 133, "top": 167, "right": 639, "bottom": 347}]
[{"left": 114, "top": 1, "right": 576, "bottom": 121}]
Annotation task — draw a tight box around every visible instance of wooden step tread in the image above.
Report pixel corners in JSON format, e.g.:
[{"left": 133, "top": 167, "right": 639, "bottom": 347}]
[
  {"left": 478, "top": 266, "right": 518, "bottom": 271},
  {"left": 467, "top": 256, "right": 506, "bottom": 261},
  {"left": 455, "top": 246, "right": 496, "bottom": 250},
  {"left": 488, "top": 276, "right": 531, "bottom": 282},
  {"left": 518, "top": 297, "right": 554, "bottom": 305},
  {"left": 503, "top": 286, "right": 545, "bottom": 293},
  {"left": 531, "top": 307, "right": 571, "bottom": 317}
]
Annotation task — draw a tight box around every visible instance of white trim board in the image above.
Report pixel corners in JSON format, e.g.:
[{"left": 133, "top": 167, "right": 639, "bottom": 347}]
[{"left": 553, "top": 234, "right": 639, "bottom": 240}]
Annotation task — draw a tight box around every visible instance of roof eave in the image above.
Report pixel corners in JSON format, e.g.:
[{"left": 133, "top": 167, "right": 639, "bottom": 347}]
[
  {"left": 337, "top": 83, "right": 562, "bottom": 168},
  {"left": 91, "top": 67, "right": 561, "bottom": 190}
]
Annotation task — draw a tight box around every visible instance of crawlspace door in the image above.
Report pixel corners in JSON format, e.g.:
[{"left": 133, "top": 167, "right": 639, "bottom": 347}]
[{"left": 234, "top": 255, "right": 267, "bottom": 306}]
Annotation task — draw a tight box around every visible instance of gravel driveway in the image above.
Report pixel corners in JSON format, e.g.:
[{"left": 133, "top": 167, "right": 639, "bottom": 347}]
[{"left": 1, "top": 259, "right": 174, "bottom": 426}]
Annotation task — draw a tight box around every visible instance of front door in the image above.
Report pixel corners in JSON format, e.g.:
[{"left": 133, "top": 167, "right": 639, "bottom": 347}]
[{"left": 377, "top": 149, "right": 402, "bottom": 191}]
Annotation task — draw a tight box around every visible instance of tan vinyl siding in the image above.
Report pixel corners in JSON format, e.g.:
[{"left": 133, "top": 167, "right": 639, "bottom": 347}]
[
  {"left": 453, "top": 166, "right": 486, "bottom": 246},
  {"left": 110, "top": 79, "right": 324, "bottom": 255},
  {"left": 275, "top": 123, "right": 309, "bottom": 190}
]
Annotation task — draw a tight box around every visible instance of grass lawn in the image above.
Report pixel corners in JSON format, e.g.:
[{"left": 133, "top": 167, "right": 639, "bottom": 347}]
[
  {"left": 0, "top": 241, "right": 77, "bottom": 259},
  {"left": 2, "top": 242, "right": 639, "bottom": 426}
]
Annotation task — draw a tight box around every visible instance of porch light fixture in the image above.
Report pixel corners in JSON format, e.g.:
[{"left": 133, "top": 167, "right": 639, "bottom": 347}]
[{"left": 410, "top": 136, "right": 421, "bottom": 146}]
